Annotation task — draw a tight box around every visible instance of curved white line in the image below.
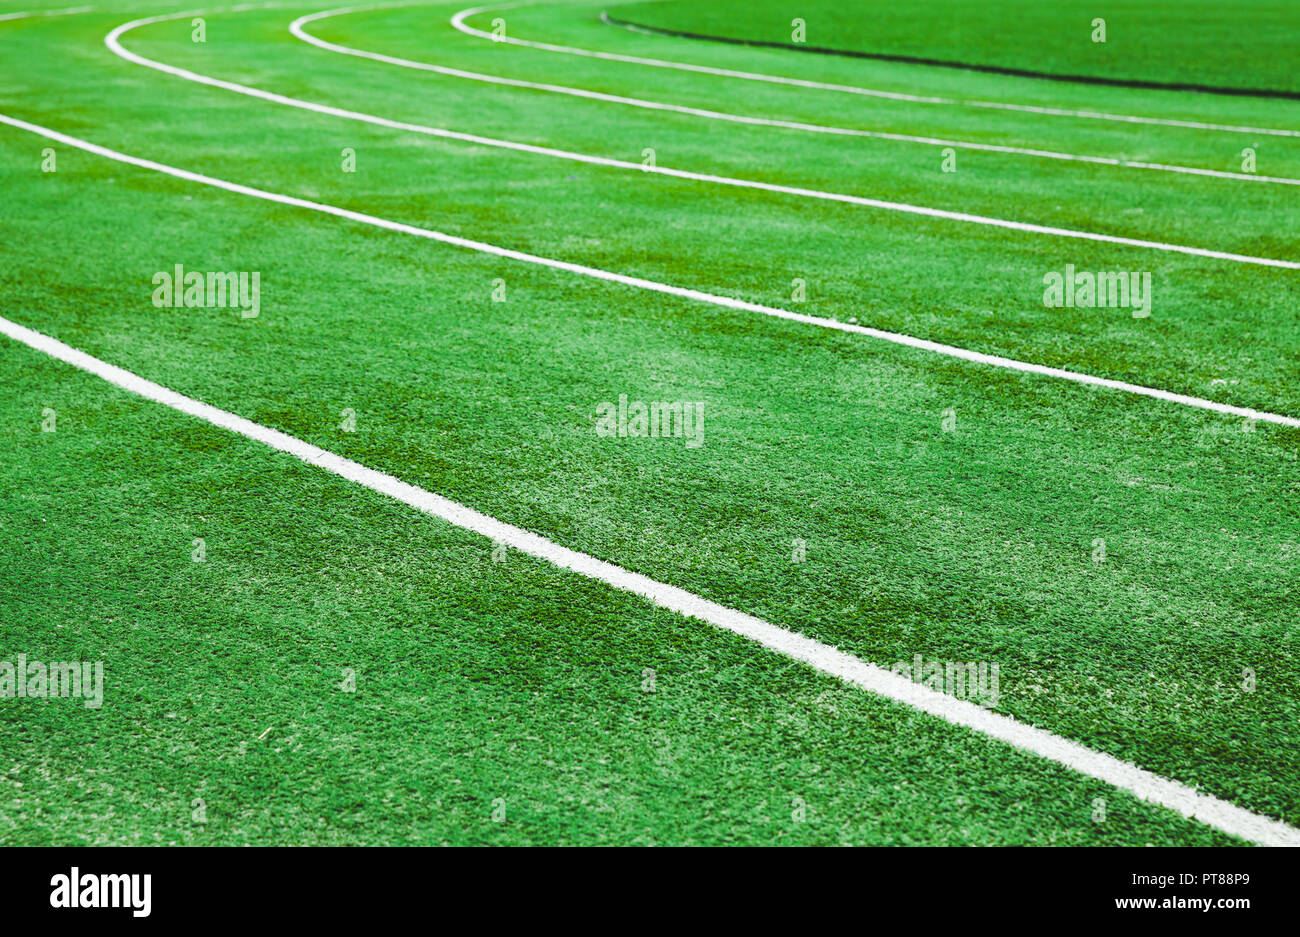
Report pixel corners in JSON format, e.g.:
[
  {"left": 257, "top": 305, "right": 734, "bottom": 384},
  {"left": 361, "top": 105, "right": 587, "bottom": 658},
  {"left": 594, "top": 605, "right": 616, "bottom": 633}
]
[
  {"left": 292, "top": 5, "right": 1300, "bottom": 186},
  {"left": 3, "top": 107, "right": 1297, "bottom": 435},
  {"left": 7, "top": 3, "right": 1299, "bottom": 849},
  {"left": 0, "top": 5, "right": 93, "bottom": 21},
  {"left": 106, "top": 11, "right": 1300, "bottom": 269},
  {"left": 448, "top": 2, "right": 1300, "bottom": 139},
  {"left": 2, "top": 302, "right": 1298, "bottom": 847}
]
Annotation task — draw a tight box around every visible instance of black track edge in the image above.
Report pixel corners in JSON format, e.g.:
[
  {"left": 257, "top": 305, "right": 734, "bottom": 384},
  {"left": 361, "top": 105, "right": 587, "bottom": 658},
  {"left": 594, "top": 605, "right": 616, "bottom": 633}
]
[{"left": 601, "top": 12, "right": 1300, "bottom": 102}]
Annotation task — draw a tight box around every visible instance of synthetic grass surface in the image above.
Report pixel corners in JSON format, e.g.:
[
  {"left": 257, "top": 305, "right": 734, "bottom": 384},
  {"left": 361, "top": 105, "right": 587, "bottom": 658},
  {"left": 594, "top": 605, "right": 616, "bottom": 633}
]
[
  {"left": 616, "top": 0, "right": 1300, "bottom": 95},
  {"left": 0, "top": 0, "right": 1296, "bottom": 844},
  {"left": 1, "top": 346, "right": 1237, "bottom": 845}
]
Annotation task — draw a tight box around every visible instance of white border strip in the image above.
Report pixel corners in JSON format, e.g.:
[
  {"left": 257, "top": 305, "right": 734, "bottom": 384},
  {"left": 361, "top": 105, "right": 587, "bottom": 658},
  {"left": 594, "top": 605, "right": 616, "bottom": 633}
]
[
  {"left": 447, "top": 2, "right": 1300, "bottom": 139},
  {"left": 1, "top": 310, "right": 1297, "bottom": 846},
  {"left": 3, "top": 110, "right": 1297, "bottom": 429},
  {"left": 105, "top": 12, "right": 1300, "bottom": 269},
  {"left": 291, "top": 5, "right": 1300, "bottom": 186}
]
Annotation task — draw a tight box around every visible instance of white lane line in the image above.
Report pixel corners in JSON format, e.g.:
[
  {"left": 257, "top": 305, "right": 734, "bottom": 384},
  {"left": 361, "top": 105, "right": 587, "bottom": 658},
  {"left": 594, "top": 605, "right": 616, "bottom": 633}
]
[
  {"left": 106, "top": 12, "right": 1300, "bottom": 269},
  {"left": 0, "top": 5, "right": 93, "bottom": 21},
  {"left": 2, "top": 110, "right": 1297, "bottom": 434},
  {"left": 448, "top": 2, "right": 1300, "bottom": 139},
  {"left": 292, "top": 5, "right": 1300, "bottom": 187},
  {"left": 1, "top": 310, "right": 1296, "bottom": 847}
]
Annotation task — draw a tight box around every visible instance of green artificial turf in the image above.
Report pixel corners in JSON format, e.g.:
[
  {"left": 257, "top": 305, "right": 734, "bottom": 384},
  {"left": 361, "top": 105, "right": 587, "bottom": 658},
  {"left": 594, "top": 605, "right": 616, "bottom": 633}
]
[
  {"left": 0, "top": 0, "right": 1296, "bottom": 845},
  {"left": 616, "top": 0, "right": 1300, "bottom": 95}
]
